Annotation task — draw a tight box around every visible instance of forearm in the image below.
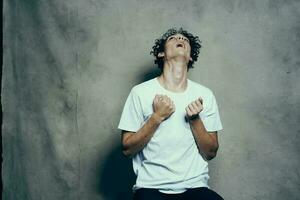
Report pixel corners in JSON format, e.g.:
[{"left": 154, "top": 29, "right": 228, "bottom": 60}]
[
  {"left": 122, "top": 113, "right": 162, "bottom": 157},
  {"left": 189, "top": 118, "right": 219, "bottom": 160}
]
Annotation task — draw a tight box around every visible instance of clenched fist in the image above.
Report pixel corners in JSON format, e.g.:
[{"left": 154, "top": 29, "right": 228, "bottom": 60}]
[
  {"left": 185, "top": 97, "right": 203, "bottom": 121},
  {"left": 153, "top": 94, "right": 175, "bottom": 122}
]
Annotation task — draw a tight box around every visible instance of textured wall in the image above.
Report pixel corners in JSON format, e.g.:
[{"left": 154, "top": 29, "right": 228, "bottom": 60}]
[{"left": 3, "top": 0, "right": 300, "bottom": 199}]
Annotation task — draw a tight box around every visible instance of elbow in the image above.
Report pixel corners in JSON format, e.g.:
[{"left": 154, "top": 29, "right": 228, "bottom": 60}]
[
  {"left": 121, "top": 142, "right": 135, "bottom": 158},
  {"left": 122, "top": 148, "right": 133, "bottom": 158},
  {"left": 203, "top": 144, "right": 219, "bottom": 161},
  {"left": 121, "top": 136, "right": 133, "bottom": 157},
  {"left": 199, "top": 150, "right": 217, "bottom": 161},
  {"left": 205, "top": 151, "right": 217, "bottom": 161},
  {"left": 121, "top": 137, "right": 141, "bottom": 158}
]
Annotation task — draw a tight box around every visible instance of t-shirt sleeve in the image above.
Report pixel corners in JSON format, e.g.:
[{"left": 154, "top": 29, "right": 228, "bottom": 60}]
[
  {"left": 118, "top": 88, "right": 144, "bottom": 132},
  {"left": 201, "top": 92, "right": 223, "bottom": 132}
]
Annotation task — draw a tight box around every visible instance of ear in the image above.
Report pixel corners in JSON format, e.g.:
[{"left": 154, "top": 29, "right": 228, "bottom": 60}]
[
  {"left": 189, "top": 57, "right": 193, "bottom": 61},
  {"left": 158, "top": 52, "right": 164, "bottom": 58}
]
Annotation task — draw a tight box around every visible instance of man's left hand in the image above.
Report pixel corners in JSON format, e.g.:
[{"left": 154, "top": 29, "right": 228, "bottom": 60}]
[{"left": 185, "top": 97, "right": 203, "bottom": 121}]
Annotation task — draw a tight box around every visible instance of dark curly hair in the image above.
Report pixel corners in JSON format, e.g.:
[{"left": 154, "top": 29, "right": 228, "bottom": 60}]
[{"left": 150, "top": 28, "right": 202, "bottom": 70}]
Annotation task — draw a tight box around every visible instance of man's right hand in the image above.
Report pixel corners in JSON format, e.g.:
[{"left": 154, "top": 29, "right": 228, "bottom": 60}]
[
  {"left": 152, "top": 94, "right": 175, "bottom": 122},
  {"left": 121, "top": 94, "right": 175, "bottom": 157}
]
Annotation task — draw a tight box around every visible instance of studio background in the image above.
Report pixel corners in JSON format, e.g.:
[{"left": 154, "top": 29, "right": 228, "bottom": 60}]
[{"left": 3, "top": 0, "right": 300, "bottom": 199}]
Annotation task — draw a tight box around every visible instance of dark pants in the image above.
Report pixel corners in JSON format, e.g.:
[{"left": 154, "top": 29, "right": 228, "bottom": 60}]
[{"left": 133, "top": 187, "right": 224, "bottom": 200}]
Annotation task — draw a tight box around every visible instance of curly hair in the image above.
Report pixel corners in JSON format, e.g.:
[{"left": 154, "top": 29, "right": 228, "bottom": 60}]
[{"left": 150, "top": 28, "right": 202, "bottom": 70}]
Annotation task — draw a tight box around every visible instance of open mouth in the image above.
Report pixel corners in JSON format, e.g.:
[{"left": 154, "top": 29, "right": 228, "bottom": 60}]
[{"left": 176, "top": 43, "right": 184, "bottom": 48}]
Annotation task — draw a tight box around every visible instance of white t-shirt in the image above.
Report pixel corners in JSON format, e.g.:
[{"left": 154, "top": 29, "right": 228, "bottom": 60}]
[{"left": 118, "top": 77, "right": 223, "bottom": 194}]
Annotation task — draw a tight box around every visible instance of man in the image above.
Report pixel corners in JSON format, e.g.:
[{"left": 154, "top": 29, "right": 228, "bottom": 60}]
[{"left": 118, "top": 28, "right": 224, "bottom": 200}]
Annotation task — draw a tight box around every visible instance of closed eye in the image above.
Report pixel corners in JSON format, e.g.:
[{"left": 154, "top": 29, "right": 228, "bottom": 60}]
[
  {"left": 167, "top": 35, "right": 190, "bottom": 43},
  {"left": 183, "top": 38, "right": 190, "bottom": 43},
  {"left": 167, "top": 36, "right": 175, "bottom": 41}
]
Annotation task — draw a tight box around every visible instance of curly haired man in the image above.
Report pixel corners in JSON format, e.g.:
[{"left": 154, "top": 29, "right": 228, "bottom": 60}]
[{"left": 118, "top": 28, "right": 224, "bottom": 200}]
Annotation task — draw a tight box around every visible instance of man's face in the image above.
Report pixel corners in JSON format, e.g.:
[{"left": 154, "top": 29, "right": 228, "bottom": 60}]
[{"left": 160, "top": 33, "right": 192, "bottom": 63}]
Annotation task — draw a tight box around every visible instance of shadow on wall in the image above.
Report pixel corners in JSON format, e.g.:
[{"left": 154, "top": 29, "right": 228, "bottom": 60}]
[
  {"left": 138, "top": 66, "right": 162, "bottom": 84},
  {"left": 98, "top": 143, "right": 136, "bottom": 200},
  {"left": 98, "top": 66, "right": 161, "bottom": 200}
]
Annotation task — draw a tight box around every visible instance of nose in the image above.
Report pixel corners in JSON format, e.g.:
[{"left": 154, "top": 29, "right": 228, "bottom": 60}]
[{"left": 177, "top": 36, "right": 184, "bottom": 41}]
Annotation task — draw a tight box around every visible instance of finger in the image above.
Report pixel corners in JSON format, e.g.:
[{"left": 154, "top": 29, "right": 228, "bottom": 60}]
[
  {"left": 195, "top": 102, "right": 203, "bottom": 113},
  {"left": 198, "top": 97, "right": 203, "bottom": 105},
  {"left": 164, "top": 95, "right": 171, "bottom": 103},
  {"left": 162, "top": 96, "right": 168, "bottom": 104},
  {"left": 158, "top": 95, "right": 164, "bottom": 104},
  {"left": 154, "top": 94, "right": 161, "bottom": 103},
  {"left": 153, "top": 95, "right": 158, "bottom": 104},
  {"left": 155, "top": 94, "right": 161, "bottom": 100},
  {"left": 169, "top": 99, "right": 174, "bottom": 107},
  {"left": 188, "top": 104, "right": 196, "bottom": 114},
  {"left": 165, "top": 96, "right": 171, "bottom": 103},
  {"left": 159, "top": 95, "right": 165, "bottom": 103},
  {"left": 191, "top": 102, "right": 200, "bottom": 112},
  {"left": 195, "top": 99, "right": 202, "bottom": 107},
  {"left": 159, "top": 95, "right": 165, "bottom": 102},
  {"left": 172, "top": 101, "right": 176, "bottom": 112},
  {"left": 196, "top": 99, "right": 204, "bottom": 111},
  {"left": 167, "top": 96, "right": 173, "bottom": 107},
  {"left": 171, "top": 100, "right": 175, "bottom": 107},
  {"left": 185, "top": 106, "right": 192, "bottom": 116}
]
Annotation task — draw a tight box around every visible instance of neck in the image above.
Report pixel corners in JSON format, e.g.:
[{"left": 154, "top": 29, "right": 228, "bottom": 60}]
[{"left": 158, "top": 60, "right": 188, "bottom": 92}]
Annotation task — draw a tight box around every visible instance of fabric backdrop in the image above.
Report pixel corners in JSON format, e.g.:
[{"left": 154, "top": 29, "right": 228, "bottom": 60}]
[{"left": 3, "top": 0, "right": 300, "bottom": 199}]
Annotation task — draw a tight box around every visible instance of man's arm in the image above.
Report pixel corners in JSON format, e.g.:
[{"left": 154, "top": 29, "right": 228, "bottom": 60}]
[
  {"left": 189, "top": 119, "right": 219, "bottom": 160},
  {"left": 122, "top": 113, "right": 162, "bottom": 157},
  {"left": 186, "top": 97, "right": 219, "bottom": 161},
  {"left": 121, "top": 95, "right": 175, "bottom": 157}
]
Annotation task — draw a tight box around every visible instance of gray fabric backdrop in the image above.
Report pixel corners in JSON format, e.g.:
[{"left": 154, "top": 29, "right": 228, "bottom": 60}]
[{"left": 3, "top": 0, "right": 300, "bottom": 199}]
